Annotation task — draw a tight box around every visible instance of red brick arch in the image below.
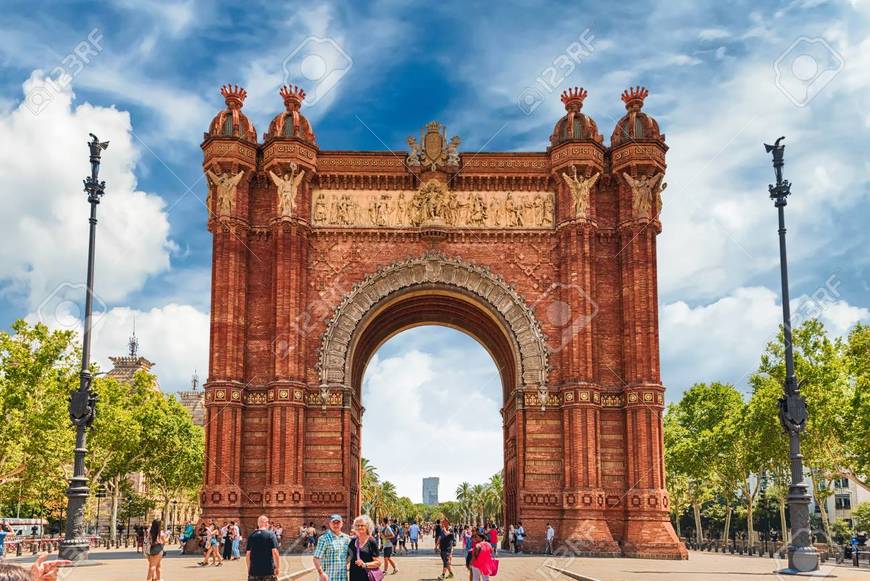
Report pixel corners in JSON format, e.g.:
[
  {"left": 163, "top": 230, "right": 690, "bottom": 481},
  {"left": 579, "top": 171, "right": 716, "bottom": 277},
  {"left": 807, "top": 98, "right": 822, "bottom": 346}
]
[{"left": 200, "top": 86, "right": 687, "bottom": 559}]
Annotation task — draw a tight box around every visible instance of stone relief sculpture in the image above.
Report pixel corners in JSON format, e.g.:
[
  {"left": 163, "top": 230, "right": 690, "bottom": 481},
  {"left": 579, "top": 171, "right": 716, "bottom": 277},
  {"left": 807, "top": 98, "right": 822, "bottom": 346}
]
[
  {"left": 561, "top": 167, "right": 600, "bottom": 219},
  {"left": 311, "top": 185, "right": 554, "bottom": 229},
  {"left": 269, "top": 162, "right": 305, "bottom": 218},
  {"left": 206, "top": 168, "right": 245, "bottom": 216},
  {"left": 622, "top": 171, "right": 665, "bottom": 219}
]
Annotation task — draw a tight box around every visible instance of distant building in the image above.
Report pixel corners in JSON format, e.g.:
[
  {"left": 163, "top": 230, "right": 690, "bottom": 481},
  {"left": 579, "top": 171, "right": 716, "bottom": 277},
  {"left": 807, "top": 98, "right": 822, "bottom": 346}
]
[
  {"left": 422, "top": 477, "right": 439, "bottom": 505},
  {"left": 177, "top": 371, "right": 205, "bottom": 426},
  {"left": 106, "top": 330, "right": 159, "bottom": 389}
]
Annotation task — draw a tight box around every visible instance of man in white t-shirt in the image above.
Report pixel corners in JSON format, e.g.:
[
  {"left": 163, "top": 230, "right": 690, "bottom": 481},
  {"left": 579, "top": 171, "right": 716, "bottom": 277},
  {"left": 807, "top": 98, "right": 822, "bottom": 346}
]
[{"left": 545, "top": 523, "right": 555, "bottom": 555}]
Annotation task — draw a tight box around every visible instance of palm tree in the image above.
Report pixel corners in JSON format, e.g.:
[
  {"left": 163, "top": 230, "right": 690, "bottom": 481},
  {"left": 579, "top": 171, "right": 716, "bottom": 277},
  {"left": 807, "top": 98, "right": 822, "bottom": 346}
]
[
  {"left": 456, "top": 481, "right": 472, "bottom": 524},
  {"left": 486, "top": 472, "right": 504, "bottom": 524},
  {"left": 471, "top": 484, "right": 486, "bottom": 526}
]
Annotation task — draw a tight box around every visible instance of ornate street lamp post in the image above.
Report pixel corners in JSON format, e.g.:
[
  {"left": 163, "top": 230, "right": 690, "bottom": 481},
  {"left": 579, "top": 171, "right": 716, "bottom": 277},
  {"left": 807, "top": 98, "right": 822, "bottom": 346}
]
[
  {"left": 59, "top": 134, "right": 109, "bottom": 562},
  {"left": 764, "top": 137, "right": 819, "bottom": 573}
]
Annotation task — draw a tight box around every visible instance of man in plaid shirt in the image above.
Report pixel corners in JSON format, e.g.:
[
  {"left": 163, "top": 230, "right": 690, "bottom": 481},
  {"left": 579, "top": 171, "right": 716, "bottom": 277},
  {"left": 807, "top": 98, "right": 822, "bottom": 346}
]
[{"left": 314, "top": 514, "right": 351, "bottom": 581}]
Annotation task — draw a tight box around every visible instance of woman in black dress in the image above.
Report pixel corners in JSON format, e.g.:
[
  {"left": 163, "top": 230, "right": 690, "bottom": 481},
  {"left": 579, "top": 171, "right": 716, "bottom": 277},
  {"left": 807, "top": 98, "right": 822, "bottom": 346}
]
[{"left": 348, "top": 515, "right": 381, "bottom": 581}]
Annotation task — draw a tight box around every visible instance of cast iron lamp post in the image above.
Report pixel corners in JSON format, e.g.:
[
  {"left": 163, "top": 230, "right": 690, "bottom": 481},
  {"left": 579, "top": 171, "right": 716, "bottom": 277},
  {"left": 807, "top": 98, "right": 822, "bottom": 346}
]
[
  {"left": 764, "top": 136, "right": 819, "bottom": 573},
  {"left": 58, "top": 134, "right": 109, "bottom": 561}
]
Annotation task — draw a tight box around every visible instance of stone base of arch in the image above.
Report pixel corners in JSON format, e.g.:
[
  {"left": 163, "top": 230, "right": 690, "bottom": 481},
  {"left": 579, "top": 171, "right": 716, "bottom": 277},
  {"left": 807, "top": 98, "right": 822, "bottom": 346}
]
[{"left": 623, "top": 517, "right": 689, "bottom": 559}]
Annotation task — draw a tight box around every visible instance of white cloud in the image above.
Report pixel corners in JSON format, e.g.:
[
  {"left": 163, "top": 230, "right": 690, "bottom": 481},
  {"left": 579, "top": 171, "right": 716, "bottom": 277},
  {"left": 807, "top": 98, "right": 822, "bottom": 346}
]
[
  {"left": 89, "top": 303, "right": 209, "bottom": 391},
  {"left": 361, "top": 327, "right": 503, "bottom": 503},
  {"left": 661, "top": 285, "right": 869, "bottom": 398},
  {"left": 0, "top": 71, "right": 174, "bottom": 311},
  {"left": 699, "top": 28, "right": 731, "bottom": 41},
  {"left": 26, "top": 302, "right": 210, "bottom": 392}
]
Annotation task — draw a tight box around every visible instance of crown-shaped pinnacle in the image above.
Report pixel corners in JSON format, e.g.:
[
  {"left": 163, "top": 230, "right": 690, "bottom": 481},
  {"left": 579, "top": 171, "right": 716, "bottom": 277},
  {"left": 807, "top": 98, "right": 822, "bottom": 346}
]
[
  {"left": 220, "top": 84, "right": 247, "bottom": 108},
  {"left": 561, "top": 87, "right": 588, "bottom": 109},
  {"left": 621, "top": 86, "right": 649, "bottom": 110},
  {"left": 280, "top": 84, "right": 306, "bottom": 109}
]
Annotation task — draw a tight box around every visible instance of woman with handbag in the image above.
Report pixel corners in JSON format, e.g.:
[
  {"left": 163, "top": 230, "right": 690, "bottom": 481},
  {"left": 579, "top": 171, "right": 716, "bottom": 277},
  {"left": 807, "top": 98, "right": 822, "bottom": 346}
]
[
  {"left": 471, "top": 530, "right": 497, "bottom": 581},
  {"left": 349, "top": 515, "right": 383, "bottom": 581}
]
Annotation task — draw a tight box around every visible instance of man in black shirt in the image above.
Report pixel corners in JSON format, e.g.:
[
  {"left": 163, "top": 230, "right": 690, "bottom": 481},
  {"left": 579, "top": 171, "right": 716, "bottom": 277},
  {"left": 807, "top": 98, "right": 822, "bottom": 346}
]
[
  {"left": 435, "top": 518, "right": 455, "bottom": 580},
  {"left": 246, "top": 515, "right": 280, "bottom": 581}
]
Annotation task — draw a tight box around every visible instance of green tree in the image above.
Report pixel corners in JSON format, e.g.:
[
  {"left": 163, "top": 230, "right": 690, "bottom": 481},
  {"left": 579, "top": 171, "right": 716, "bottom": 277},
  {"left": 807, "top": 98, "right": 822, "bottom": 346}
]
[
  {"left": 87, "top": 371, "right": 165, "bottom": 541},
  {"left": 142, "top": 395, "right": 204, "bottom": 522},
  {"left": 753, "top": 319, "right": 851, "bottom": 545},
  {"left": 665, "top": 383, "right": 742, "bottom": 542},
  {"left": 0, "top": 321, "right": 77, "bottom": 514},
  {"left": 853, "top": 502, "right": 870, "bottom": 531},
  {"left": 844, "top": 324, "right": 870, "bottom": 490}
]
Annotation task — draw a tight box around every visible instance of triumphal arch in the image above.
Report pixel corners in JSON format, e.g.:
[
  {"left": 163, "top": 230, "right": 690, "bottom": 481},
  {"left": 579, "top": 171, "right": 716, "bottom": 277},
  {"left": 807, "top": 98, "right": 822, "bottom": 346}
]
[{"left": 200, "top": 83, "right": 686, "bottom": 558}]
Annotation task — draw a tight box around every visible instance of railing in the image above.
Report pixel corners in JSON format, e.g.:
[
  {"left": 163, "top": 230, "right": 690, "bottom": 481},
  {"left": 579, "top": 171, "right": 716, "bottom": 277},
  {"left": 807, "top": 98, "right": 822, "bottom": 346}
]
[{"left": 682, "top": 538, "right": 846, "bottom": 564}]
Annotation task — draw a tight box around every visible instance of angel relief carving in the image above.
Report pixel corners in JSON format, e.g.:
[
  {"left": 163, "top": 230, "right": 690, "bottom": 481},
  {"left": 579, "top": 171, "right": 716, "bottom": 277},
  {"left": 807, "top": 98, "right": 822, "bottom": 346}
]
[
  {"left": 561, "top": 167, "right": 599, "bottom": 219},
  {"left": 206, "top": 168, "right": 245, "bottom": 217},
  {"left": 269, "top": 162, "right": 305, "bottom": 218},
  {"left": 622, "top": 171, "right": 666, "bottom": 219}
]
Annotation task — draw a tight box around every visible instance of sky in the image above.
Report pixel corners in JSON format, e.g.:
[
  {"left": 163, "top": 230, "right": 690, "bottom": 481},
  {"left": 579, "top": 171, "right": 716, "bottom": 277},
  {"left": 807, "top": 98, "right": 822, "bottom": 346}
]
[{"left": 0, "top": 0, "right": 868, "bottom": 502}]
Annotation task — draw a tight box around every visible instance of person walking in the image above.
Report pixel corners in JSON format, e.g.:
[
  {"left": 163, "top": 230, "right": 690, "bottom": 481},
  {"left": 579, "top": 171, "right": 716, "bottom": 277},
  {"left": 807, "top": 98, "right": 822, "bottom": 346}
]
[
  {"left": 470, "top": 530, "right": 496, "bottom": 581},
  {"left": 379, "top": 517, "right": 398, "bottom": 575},
  {"left": 313, "top": 514, "right": 352, "bottom": 581},
  {"left": 222, "top": 521, "right": 234, "bottom": 561},
  {"left": 408, "top": 521, "right": 420, "bottom": 552},
  {"left": 514, "top": 522, "right": 525, "bottom": 554},
  {"left": 232, "top": 521, "right": 242, "bottom": 560},
  {"left": 487, "top": 524, "right": 498, "bottom": 556},
  {"left": 246, "top": 514, "right": 280, "bottom": 581},
  {"left": 435, "top": 518, "right": 455, "bottom": 580},
  {"left": 462, "top": 525, "right": 475, "bottom": 581},
  {"left": 0, "top": 524, "right": 12, "bottom": 562},
  {"left": 349, "top": 515, "right": 382, "bottom": 581},
  {"left": 145, "top": 519, "right": 168, "bottom": 581},
  {"left": 545, "top": 523, "right": 555, "bottom": 555}
]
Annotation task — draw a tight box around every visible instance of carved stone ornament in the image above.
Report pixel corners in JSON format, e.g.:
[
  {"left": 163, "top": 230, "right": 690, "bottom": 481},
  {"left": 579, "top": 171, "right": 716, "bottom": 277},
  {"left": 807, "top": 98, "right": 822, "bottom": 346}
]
[
  {"left": 317, "top": 252, "right": 550, "bottom": 389},
  {"left": 406, "top": 121, "right": 460, "bottom": 171},
  {"left": 269, "top": 162, "right": 305, "bottom": 218},
  {"left": 311, "top": 186, "right": 554, "bottom": 229},
  {"left": 206, "top": 168, "right": 245, "bottom": 217},
  {"left": 561, "top": 167, "right": 600, "bottom": 219},
  {"left": 622, "top": 171, "right": 665, "bottom": 220}
]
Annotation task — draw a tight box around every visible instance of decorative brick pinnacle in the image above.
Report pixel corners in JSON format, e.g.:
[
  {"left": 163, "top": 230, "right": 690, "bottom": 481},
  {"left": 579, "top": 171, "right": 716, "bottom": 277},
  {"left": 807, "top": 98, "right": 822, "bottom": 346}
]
[
  {"left": 561, "top": 87, "right": 588, "bottom": 110},
  {"left": 621, "top": 86, "right": 649, "bottom": 110},
  {"left": 220, "top": 84, "right": 247, "bottom": 109},
  {"left": 280, "top": 84, "right": 306, "bottom": 109}
]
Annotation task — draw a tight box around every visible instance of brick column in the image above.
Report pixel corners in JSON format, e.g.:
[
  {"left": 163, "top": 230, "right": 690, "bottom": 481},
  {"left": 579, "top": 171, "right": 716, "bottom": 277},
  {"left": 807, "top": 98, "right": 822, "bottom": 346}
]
[
  {"left": 201, "top": 139, "right": 255, "bottom": 524},
  {"left": 614, "top": 143, "right": 686, "bottom": 559}
]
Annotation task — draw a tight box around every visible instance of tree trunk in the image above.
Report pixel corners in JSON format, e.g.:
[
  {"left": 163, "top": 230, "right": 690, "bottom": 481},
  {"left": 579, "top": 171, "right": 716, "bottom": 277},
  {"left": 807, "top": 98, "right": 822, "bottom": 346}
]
[
  {"left": 817, "top": 495, "right": 834, "bottom": 545},
  {"left": 723, "top": 505, "right": 732, "bottom": 544},
  {"left": 675, "top": 515, "right": 682, "bottom": 538},
  {"left": 109, "top": 476, "right": 120, "bottom": 542},
  {"left": 692, "top": 502, "right": 703, "bottom": 543},
  {"left": 746, "top": 503, "right": 755, "bottom": 548}
]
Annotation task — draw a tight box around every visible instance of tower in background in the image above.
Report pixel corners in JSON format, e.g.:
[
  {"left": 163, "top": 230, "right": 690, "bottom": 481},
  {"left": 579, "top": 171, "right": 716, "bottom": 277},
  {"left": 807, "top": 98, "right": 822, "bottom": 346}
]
[{"left": 422, "top": 477, "right": 439, "bottom": 505}]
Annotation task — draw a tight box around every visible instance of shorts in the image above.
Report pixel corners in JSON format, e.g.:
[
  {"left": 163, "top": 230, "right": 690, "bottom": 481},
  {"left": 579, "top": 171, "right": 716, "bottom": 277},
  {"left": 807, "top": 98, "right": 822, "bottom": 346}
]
[
  {"left": 383, "top": 546, "right": 393, "bottom": 558},
  {"left": 465, "top": 552, "right": 473, "bottom": 567},
  {"left": 440, "top": 549, "right": 452, "bottom": 567},
  {"left": 490, "top": 542, "right": 497, "bottom": 552},
  {"left": 248, "top": 576, "right": 278, "bottom": 581}
]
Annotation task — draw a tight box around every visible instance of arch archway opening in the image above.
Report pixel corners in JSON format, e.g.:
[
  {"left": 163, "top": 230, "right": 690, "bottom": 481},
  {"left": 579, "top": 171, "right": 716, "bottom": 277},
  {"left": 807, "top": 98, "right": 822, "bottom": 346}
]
[{"left": 347, "top": 288, "right": 522, "bottom": 529}]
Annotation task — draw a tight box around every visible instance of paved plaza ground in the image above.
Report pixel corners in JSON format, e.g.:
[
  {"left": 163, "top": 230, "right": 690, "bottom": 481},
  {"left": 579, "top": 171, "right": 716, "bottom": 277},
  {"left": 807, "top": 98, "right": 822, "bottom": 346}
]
[{"left": 7, "top": 539, "right": 870, "bottom": 581}]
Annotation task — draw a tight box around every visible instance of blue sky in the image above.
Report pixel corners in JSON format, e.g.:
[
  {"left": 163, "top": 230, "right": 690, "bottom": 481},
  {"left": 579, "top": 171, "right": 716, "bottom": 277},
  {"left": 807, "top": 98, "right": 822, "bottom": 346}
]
[{"left": 0, "top": 1, "right": 868, "bottom": 499}]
